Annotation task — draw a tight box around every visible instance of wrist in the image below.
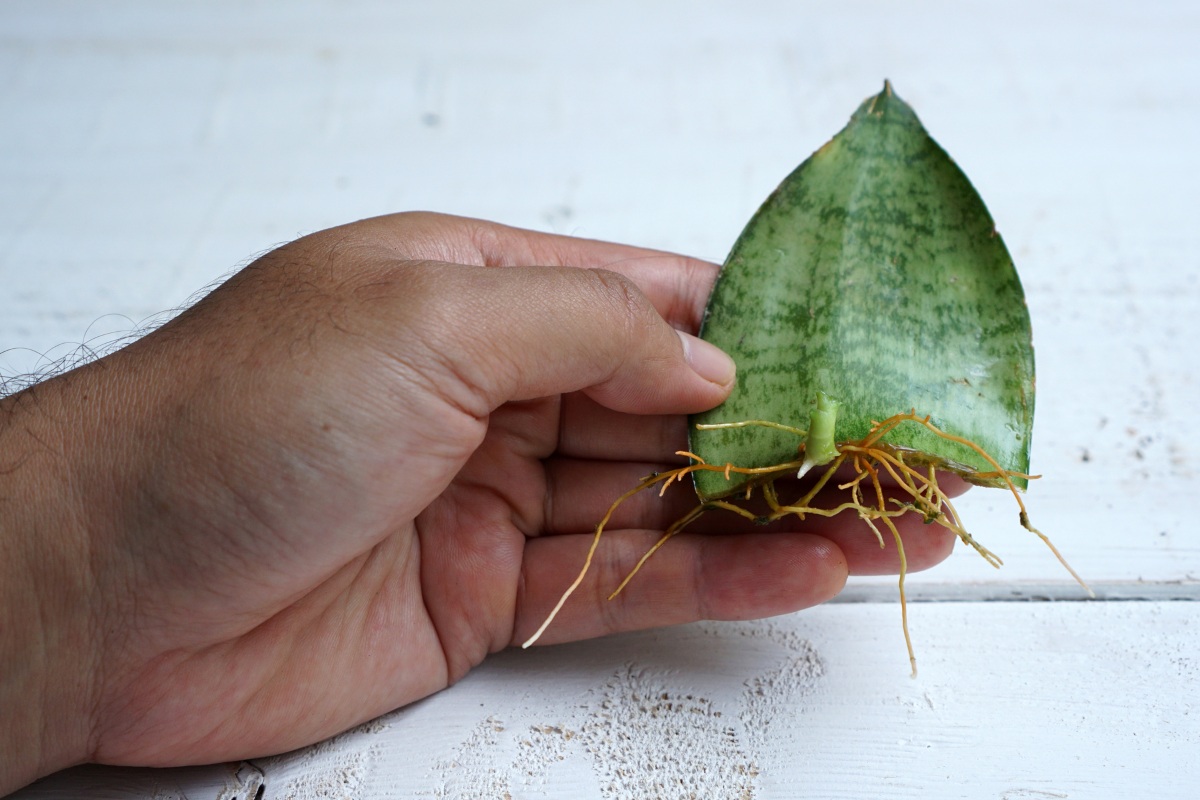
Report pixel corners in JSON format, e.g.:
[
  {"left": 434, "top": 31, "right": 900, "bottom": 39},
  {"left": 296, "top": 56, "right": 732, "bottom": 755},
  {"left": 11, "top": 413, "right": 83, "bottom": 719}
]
[{"left": 0, "top": 378, "right": 102, "bottom": 793}]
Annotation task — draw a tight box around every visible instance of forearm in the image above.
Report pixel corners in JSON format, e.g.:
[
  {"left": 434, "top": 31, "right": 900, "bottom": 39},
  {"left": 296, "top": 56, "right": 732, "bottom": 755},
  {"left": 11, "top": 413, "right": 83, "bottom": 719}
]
[{"left": 1, "top": 380, "right": 100, "bottom": 794}]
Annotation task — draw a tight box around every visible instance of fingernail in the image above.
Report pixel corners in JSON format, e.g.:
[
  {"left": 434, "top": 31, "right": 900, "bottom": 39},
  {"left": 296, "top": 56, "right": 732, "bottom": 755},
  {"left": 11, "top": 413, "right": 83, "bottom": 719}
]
[{"left": 677, "top": 331, "right": 736, "bottom": 388}]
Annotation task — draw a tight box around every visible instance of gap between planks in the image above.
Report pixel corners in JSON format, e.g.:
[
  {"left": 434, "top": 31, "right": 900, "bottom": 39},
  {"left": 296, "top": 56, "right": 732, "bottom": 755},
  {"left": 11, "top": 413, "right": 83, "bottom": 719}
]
[{"left": 834, "top": 580, "right": 1200, "bottom": 603}]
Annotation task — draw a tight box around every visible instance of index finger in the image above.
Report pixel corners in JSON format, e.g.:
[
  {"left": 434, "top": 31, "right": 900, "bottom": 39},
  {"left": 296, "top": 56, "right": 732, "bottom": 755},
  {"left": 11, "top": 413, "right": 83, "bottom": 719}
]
[{"left": 354, "top": 212, "right": 722, "bottom": 332}]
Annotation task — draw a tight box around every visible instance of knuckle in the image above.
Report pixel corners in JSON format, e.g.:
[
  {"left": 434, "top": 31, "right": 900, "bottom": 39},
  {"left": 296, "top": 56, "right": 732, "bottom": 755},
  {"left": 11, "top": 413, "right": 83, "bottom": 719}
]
[
  {"left": 587, "top": 269, "right": 656, "bottom": 340},
  {"left": 589, "top": 536, "right": 658, "bottom": 636},
  {"left": 592, "top": 556, "right": 631, "bottom": 635}
]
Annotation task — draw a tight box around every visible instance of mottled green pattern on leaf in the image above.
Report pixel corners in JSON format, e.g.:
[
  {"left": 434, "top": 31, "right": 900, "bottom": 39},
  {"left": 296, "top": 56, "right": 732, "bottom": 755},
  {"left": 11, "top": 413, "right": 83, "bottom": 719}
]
[{"left": 691, "top": 83, "right": 1034, "bottom": 500}]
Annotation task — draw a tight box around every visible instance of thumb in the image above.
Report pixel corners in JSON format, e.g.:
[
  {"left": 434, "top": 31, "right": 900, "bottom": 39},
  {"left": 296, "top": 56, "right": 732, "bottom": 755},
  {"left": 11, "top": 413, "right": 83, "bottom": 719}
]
[{"left": 398, "top": 262, "right": 735, "bottom": 417}]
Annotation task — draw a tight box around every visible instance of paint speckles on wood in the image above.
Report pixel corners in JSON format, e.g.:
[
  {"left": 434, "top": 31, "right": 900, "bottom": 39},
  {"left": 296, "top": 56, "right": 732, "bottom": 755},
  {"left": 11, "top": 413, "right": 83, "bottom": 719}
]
[
  {"left": 421, "top": 622, "right": 826, "bottom": 799},
  {"left": 259, "top": 719, "right": 383, "bottom": 800},
  {"left": 584, "top": 667, "right": 761, "bottom": 798}
]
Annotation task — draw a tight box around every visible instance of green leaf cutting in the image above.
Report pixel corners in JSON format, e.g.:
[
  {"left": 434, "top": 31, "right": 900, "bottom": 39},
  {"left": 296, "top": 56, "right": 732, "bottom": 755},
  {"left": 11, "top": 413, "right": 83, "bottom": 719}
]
[{"left": 691, "top": 80, "right": 1034, "bottom": 500}]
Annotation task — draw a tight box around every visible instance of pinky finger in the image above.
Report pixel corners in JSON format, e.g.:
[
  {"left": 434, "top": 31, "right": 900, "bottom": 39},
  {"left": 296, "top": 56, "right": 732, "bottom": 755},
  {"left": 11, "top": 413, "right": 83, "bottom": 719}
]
[{"left": 513, "top": 529, "right": 849, "bottom": 648}]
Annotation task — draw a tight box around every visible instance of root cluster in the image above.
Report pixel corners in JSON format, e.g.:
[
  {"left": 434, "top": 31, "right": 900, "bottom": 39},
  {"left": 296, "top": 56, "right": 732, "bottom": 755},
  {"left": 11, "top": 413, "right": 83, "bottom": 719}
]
[{"left": 523, "top": 412, "right": 1090, "bottom": 674}]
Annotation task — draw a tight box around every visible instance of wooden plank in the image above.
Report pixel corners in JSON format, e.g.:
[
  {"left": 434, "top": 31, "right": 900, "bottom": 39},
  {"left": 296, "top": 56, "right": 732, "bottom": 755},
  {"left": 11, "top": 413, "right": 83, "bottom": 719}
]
[
  {"left": 12, "top": 604, "right": 1195, "bottom": 798},
  {"left": 309, "top": 603, "right": 1200, "bottom": 799}
]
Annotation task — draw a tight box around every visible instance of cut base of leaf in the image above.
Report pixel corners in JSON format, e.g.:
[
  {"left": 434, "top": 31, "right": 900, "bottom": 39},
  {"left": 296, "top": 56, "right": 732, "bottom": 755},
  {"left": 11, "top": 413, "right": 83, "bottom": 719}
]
[{"left": 522, "top": 411, "right": 1091, "bottom": 675}]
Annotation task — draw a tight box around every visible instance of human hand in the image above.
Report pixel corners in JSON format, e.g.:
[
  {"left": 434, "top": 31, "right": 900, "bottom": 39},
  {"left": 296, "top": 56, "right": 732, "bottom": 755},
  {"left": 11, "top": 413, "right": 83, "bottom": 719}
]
[{"left": 0, "top": 213, "right": 957, "bottom": 790}]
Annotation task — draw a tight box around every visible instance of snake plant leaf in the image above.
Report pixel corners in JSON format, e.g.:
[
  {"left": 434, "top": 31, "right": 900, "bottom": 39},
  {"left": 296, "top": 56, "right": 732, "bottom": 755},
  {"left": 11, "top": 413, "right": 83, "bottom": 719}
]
[{"left": 691, "top": 81, "right": 1034, "bottom": 501}]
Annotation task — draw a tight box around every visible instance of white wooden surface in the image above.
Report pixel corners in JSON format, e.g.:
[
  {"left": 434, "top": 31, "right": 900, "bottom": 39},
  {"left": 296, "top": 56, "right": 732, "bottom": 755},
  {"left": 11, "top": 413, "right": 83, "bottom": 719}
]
[{"left": 3, "top": 1, "right": 1197, "bottom": 797}]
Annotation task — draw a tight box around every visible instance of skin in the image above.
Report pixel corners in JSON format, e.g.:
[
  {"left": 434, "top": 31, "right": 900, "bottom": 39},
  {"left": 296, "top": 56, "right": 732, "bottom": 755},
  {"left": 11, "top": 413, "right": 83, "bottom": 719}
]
[{"left": 0, "top": 213, "right": 958, "bottom": 793}]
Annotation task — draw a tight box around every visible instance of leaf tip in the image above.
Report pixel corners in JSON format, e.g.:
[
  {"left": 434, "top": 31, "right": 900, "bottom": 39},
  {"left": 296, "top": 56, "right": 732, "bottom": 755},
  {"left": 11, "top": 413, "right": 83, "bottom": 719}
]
[{"left": 852, "top": 80, "right": 922, "bottom": 130}]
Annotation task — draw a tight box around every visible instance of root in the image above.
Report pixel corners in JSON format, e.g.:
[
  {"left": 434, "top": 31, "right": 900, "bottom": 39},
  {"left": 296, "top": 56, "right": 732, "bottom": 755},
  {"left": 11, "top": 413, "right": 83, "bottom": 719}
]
[
  {"left": 520, "top": 470, "right": 678, "bottom": 649},
  {"left": 522, "top": 411, "right": 1090, "bottom": 670}
]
